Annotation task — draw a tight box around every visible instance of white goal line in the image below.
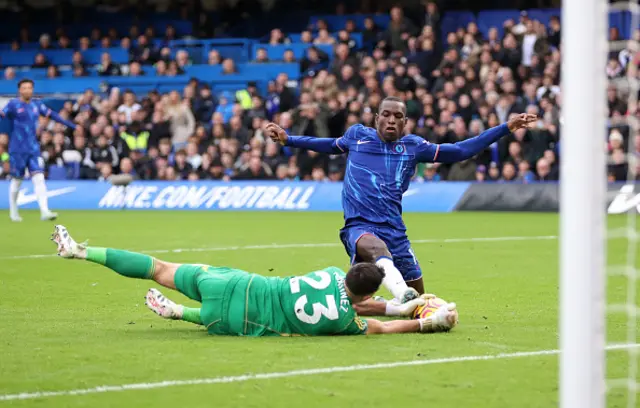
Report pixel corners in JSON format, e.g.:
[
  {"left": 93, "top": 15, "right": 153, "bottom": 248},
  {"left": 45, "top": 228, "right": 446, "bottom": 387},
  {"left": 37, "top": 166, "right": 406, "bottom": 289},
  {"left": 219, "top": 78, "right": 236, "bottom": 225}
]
[
  {"left": 1, "top": 235, "right": 559, "bottom": 260},
  {"left": 0, "top": 343, "right": 637, "bottom": 402}
]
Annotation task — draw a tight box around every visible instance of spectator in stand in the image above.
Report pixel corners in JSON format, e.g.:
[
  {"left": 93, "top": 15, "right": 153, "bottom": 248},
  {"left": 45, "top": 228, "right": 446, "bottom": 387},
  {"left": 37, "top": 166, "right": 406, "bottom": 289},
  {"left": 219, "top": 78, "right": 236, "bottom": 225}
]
[
  {"left": 185, "top": 142, "right": 202, "bottom": 170},
  {"left": 535, "top": 157, "right": 558, "bottom": 181},
  {"left": 300, "top": 46, "right": 330, "bottom": 75},
  {"left": 222, "top": 58, "right": 237, "bottom": 74},
  {"left": 98, "top": 52, "right": 122, "bottom": 76},
  {"left": 208, "top": 50, "right": 222, "bottom": 65},
  {"left": 384, "top": 6, "right": 417, "bottom": 52},
  {"left": 283, "top": 49, "right": 296, "bottom": 63},
  {"left": 119, "top": 157, "right": 137, "bottom": 178},
  {"left": 155, "top": 60, "right": 168, "bottom": 76},
  {"left": 517, "top": 161, "right": 535, "bottom": 183},
  {"left": 71, "top": 51, "right": 86, "bottom": 71},
  {"left": 78, "top": 37, "right": 90, "bottom": 51},
  {"left": 193, "top": 85, "right": 217, "bottom": 123},
  {"left": 117, "top": 90, "right": 141, "bottom": 124},
  {"left": 4, "top": 67, "right": 15, "bottom": 80},
  {"left": 215, "top": 92, "right": 235, "bottom": 124},
  {"left": 46, "top": 65, "right": 60, "bottom": 79},
  {"left": 164, "top": 91, "right": 195, "bottom": 148},
  {"left": 128, "top": 61, "right": 144, "bottom": 76},
  {"left": 475, "top": 165, "right": 487, "bottom": 182},
  {"left": 500, "top": 162, "right": 518, "bottom": 183},
  {"left": 39, "top": 34, "right": 53, "bottom": 50},
  {"left": 255, "top": 48, "right": 270, "bottom": 63},
  {"left": 173, "top": 149, "right": 193, "bottom": 179},
  {"left": 33, "top": 53, "right": 49, "bottom": 68},
  {"left": 300, "top": 31, "right": 313, "bottom": 43},
  {"left": 175, "top": 50, "right": 191, "bottom": 70},
  {"left": 163, "top": 25, "right": 177, "bottom": 46},
  {"left": 86, "top": 135, "right": 119, "bottom": 179},
  {"left": 58, "top": 35, "right": 71, "bottom": 49},
  {"left": 314, "top": 29, "right": 336, "bottom": 45},
  {"left": 268, "top": 29, "right": 290, "bottom": 45},
  {"left": 235, "top": 155, "right": 272, "bottom": 180}
]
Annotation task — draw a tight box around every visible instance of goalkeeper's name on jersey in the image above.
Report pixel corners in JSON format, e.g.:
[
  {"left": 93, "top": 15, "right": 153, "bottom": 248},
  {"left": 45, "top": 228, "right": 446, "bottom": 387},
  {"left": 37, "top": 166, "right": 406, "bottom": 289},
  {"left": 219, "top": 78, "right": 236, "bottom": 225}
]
[{"left": 334, "top": 270, "right": 352, "bottom": 313}]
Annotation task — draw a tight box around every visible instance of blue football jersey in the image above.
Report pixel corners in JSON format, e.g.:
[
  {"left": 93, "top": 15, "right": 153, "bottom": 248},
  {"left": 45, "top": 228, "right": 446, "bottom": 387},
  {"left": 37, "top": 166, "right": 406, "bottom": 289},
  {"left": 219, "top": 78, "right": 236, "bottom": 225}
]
[
  {"left": 1, "top": 98, "right": 51, "bottom": 155},
  {"left": 336, "top": 124, "right": 439, "bottom": 230}
]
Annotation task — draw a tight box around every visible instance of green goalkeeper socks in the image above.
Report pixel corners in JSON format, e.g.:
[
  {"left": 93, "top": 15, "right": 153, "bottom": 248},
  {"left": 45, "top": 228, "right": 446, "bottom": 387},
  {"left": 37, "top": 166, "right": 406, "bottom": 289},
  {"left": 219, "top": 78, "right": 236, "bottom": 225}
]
[
  {"left": 181, "top": 307, "right": 203, "bottom": 325},
  {"left": 85, "top": 247, "right": 155, "bottom": 280}
]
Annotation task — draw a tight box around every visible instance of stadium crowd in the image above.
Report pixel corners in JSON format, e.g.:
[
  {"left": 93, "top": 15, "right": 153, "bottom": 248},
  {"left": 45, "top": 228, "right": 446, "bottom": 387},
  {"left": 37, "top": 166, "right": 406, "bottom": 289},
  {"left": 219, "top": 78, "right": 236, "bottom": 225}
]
[{"left": 0, "top": 1, "right": 638, "bottom": 183}]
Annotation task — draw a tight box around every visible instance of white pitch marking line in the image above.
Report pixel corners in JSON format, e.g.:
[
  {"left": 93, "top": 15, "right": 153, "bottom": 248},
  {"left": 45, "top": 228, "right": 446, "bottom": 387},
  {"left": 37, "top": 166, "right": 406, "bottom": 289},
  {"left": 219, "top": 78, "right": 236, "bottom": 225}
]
[
  {"left": 1, "top": 235, "right": 558, "bottom": 260},
  {"left": 0, "top": 342, "right": 636, "bottom": 402}
]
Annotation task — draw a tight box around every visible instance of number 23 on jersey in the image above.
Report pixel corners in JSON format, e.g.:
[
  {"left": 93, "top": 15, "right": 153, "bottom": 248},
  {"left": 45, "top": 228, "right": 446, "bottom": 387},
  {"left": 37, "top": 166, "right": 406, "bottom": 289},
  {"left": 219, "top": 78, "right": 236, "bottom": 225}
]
[{"left": 289, "top": 271, "right": 339, "bottom": 325}]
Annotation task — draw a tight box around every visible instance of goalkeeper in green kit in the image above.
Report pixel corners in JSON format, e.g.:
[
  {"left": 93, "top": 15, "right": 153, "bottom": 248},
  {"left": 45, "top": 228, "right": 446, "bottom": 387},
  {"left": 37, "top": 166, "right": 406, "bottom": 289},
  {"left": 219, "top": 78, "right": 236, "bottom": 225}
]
[{"left": 51, "top": 226, "right": 458, "bottom": 336}]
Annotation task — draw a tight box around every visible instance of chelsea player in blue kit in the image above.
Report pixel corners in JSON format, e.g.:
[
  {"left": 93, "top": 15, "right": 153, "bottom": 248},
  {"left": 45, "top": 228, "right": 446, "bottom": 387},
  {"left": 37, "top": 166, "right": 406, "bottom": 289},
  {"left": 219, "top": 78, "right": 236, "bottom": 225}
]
[
  {"left": 267, "top": 97, "right": 536, "bottom": 314},
  {"left": 2, "top": 79, "right": 77, "bottom": 222}
]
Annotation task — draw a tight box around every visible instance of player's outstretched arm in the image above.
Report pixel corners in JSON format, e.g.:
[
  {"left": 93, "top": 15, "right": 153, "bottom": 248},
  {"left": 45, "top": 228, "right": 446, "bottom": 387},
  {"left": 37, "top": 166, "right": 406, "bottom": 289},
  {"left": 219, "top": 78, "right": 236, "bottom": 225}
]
[
  {"left": 418, "top": 114, "right": 537, "bottom": 164},
  {"left": 38, "top": 102, "right": 76, "bottom": 129},
  {"left": 46, "top": 110, "right": 77, "bottom": 130},
  {"left": 364, "top": 303, "right": 459, "bottom": 335},
  {"left": 365, "top": 318, "right": 421, "bottom": 334},
  {"left": 265, "top": 122, "right": 345, "bottom": 154}
]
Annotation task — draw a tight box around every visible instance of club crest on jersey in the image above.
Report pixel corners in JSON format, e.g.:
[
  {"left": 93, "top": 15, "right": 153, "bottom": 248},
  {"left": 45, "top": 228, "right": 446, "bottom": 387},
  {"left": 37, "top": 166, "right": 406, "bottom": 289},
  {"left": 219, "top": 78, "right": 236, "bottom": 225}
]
[
  {"left": 17, "top": 108, "right": 24, "bottom": 113},
  {"left": 394, "top": 143, "right": 405, "bottom": 154}
]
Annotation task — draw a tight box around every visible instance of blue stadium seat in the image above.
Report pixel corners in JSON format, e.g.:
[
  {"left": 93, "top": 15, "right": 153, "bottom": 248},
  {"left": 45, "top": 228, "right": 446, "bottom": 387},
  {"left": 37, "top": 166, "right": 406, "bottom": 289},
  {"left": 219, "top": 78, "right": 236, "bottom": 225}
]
[
  {"left": 611, "top": 10, "right": 631, "bottom": 39},
  {"left": 65, "top": 162, "right": 80, "bottom": 180},
  {"left": 48, "top": 165, "right": 68, "bottom": 180}
]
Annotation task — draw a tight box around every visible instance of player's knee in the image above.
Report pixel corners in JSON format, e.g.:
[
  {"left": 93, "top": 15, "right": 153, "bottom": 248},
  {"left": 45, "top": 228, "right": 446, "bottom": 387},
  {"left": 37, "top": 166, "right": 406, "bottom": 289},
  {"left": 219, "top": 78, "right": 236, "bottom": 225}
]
[{"left": 356, "top": 235, "right": 390, "bottom": 262}]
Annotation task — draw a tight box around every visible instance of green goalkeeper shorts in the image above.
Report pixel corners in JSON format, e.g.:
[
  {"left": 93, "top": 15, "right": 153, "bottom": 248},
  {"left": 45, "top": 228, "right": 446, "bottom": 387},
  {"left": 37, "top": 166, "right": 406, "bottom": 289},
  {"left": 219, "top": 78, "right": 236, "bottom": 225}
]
[{"left": 174, "top": 264, "right": 250, "bottom": 336}]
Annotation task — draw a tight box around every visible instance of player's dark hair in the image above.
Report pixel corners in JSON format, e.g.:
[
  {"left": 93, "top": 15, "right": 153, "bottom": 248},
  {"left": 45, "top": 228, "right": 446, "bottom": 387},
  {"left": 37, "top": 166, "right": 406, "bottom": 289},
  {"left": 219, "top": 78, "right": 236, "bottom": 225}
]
[
  {"left": 381, "top": 96, "right": 405, "bottom": 105},
  {"left": 345, "top": 263, "right": 385, "bottom": 297},
  {"left": 380, "top": 96, "right": 406, "bottom": 114},
  {"left": 17, "top": 78, "right": 34, "bottom": 88}
]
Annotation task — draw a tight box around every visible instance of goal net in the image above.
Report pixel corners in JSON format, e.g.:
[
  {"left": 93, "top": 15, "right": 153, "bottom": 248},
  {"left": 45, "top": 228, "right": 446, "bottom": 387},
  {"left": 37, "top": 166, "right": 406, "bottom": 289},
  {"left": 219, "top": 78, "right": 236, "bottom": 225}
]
[{"left": 561, "top": 1, "right": 639, "bottom": 408}]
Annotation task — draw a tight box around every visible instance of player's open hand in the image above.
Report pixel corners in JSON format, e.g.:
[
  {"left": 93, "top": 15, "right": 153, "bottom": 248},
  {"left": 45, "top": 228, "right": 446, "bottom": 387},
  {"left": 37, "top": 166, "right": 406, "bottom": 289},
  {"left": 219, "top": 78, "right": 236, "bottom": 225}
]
[
  {"left": 265, "top": 122, "right": 288, "bottom": 145},
  {"left": 507, "top": 113, "right": 538, "bottom": 133}
]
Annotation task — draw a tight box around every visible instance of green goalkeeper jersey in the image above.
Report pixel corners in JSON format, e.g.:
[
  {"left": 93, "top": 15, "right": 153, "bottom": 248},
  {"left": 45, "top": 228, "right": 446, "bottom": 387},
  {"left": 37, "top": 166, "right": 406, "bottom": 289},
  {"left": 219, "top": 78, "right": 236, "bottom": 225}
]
[{"left": 227, "top": 266, "right": 368, "bottom": 337}]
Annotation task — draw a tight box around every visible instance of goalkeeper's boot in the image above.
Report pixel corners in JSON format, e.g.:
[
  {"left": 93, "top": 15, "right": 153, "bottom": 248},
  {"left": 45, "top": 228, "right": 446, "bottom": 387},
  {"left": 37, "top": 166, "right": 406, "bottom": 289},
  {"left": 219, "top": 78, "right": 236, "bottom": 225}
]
[
  {"left": 50, "top": 225, "right": 84, "bottom": 258},
  {"left": 145, "top": 288, "right": 183, "bottom": 320},
  {"left": 400, "top": 287, "right": 419, "bottom": 303},
  {"left": 419, "top": 302, "right": 459, "bottom": 333},
  {"left": 10, "top": 214, "right": 22, "bottom": 222},
  {"left": 41, "top": 211, "right": 58, "bottom": 221}
]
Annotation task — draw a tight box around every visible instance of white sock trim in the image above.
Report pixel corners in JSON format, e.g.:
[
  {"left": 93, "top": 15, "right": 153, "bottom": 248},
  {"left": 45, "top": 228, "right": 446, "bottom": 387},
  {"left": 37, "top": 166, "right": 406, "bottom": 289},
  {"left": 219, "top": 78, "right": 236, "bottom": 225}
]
[
  {"left": 375, "top": 257, "right": 409, "bottom": 300},
  {"left": 32, "top": 173, "right": 50, "bottom": 214},
  {"left": 9, "top": 178, "right": 22, "bottom": 217}
]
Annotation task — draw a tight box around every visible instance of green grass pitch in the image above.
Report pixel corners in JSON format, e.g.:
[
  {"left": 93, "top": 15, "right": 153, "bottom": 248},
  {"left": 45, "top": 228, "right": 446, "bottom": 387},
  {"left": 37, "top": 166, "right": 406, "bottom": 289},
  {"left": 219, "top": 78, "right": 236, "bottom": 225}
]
[{"left": 0, "top": 211, "right": 638, "bottom": 407}]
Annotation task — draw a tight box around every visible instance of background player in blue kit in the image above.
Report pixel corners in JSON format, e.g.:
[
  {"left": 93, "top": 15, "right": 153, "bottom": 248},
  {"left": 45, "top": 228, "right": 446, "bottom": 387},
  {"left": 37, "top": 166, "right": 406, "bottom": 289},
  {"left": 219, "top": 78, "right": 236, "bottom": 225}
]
[
  {"left": 267, "top": 97, "right": 536, "bottom": 314},
  {"left": 1, "top": 79, "right": 77, "bottom": 222}
]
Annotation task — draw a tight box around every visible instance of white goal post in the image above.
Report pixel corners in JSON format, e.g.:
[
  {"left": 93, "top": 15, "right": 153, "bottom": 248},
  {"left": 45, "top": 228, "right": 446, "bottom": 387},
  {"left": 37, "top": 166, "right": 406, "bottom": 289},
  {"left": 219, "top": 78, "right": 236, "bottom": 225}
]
[{"left": 560, "top": 1, "right": 608, "bottom": 408}]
